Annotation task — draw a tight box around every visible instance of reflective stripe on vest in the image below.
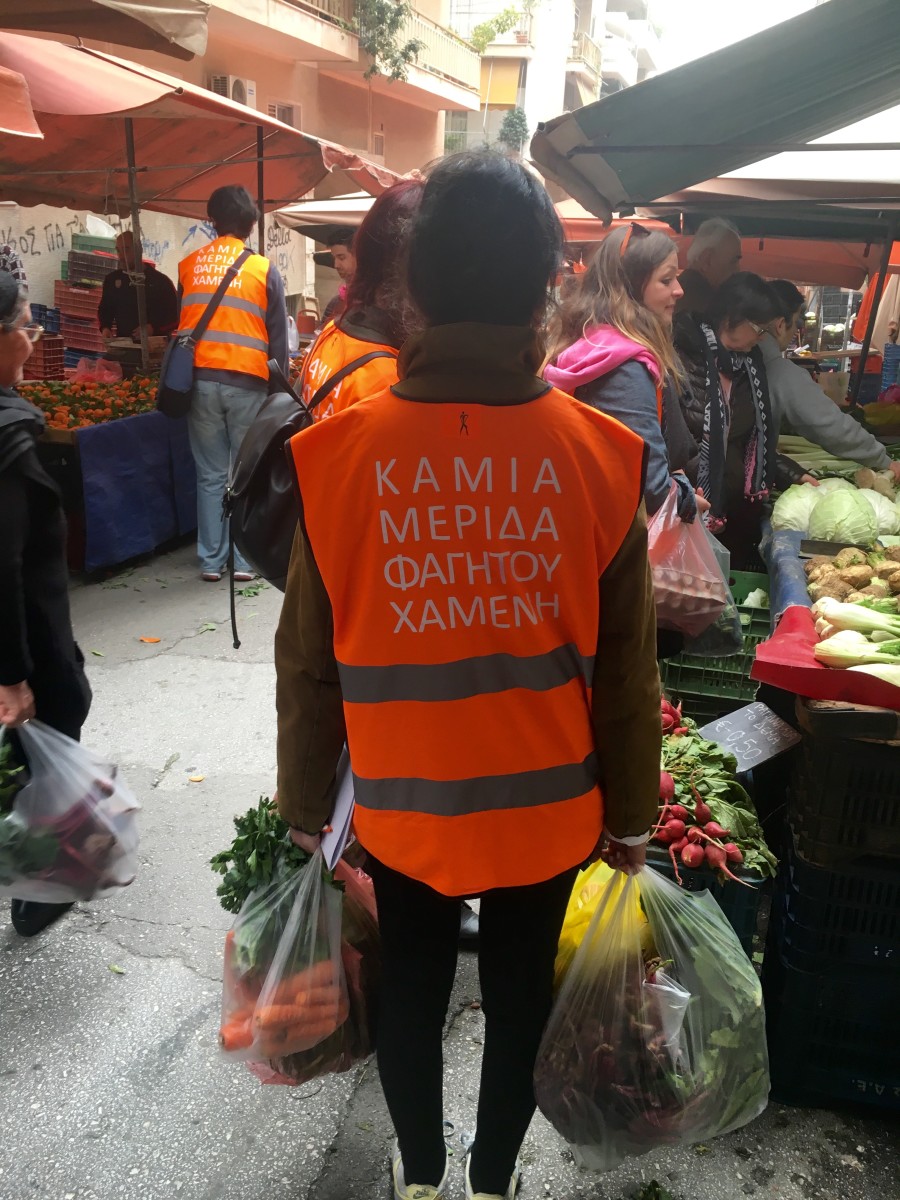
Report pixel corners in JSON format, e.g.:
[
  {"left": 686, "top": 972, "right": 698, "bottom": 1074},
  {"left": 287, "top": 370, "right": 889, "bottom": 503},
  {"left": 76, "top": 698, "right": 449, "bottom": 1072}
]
[
  {"left": 178, "top": 237, "right": 270, "bottom": 380},
  {"left": 299, "top": 322, "right": 398, "bottom": 421},
  {"left": 289, "top": 388, "right": 646, "bottom": 896}
]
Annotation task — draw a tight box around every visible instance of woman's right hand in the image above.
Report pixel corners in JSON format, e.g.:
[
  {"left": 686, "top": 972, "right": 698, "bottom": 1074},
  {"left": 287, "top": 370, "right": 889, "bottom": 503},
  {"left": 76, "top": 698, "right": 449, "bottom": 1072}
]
[
  {"left": 694, "top": 486, "right": 711, "bottom": 515},
  {"left": 0, "top": 681, "right": 35, "bottom": 727}
]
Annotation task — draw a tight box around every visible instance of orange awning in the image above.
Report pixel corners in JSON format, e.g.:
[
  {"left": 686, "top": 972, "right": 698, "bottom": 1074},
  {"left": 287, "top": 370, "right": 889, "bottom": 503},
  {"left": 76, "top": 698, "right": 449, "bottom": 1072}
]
[
  {"left": 0, "top": 65, "right": 42, "bottom": 138},
  {"left": 555, "top": 199, "right": 675, "bottom": 245},
  {"left": 0, "top": 33, "right": 400, "bottom": 219}
]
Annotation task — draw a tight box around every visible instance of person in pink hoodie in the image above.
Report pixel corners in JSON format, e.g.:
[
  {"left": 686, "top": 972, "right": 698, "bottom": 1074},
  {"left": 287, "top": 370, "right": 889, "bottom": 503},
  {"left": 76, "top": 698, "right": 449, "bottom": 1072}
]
[{"left": 546, "top": 223, "right": 703, "bottom": 523}]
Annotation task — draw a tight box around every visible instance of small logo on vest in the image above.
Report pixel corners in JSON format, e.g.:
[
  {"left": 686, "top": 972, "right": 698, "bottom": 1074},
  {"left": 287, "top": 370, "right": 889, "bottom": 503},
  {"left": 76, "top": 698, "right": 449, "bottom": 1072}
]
[{"left": 459, "top": 410, "right": 470, "bottom": 436}]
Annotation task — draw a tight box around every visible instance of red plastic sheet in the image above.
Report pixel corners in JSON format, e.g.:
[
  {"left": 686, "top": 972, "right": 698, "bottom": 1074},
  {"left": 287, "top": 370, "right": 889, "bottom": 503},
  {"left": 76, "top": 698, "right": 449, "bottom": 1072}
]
[{"left": 751, "top": 605, "right": 900, "bottom": 712}]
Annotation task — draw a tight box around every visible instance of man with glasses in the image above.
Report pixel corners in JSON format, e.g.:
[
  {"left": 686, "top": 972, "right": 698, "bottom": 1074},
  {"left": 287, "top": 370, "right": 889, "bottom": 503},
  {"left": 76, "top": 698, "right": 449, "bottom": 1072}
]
[{"left": 764, "top": 279, "right": 900, "bottom": 484}]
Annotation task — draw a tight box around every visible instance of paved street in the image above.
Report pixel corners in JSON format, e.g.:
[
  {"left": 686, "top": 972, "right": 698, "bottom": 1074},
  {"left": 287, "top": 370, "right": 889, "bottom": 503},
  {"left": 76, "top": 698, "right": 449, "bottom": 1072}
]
[{"left": 0, "top": 543, "right": 897, "bottom": 1200}]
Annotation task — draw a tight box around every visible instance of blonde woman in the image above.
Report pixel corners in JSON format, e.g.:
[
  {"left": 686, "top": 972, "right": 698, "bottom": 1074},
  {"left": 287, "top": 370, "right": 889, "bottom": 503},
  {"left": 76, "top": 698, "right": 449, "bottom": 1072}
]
[{"left": 546, "top": 223, "right": 703, "bottom": 521}]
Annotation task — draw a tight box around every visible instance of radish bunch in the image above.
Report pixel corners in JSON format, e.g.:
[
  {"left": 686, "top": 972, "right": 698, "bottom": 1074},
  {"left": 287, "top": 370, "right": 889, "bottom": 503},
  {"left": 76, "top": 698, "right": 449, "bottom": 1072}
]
[
  {"left": 653, "top": 772, "right": 748, "bottom": 886},
  {"left": 660, "top": 697, "right": 689, "bottom": 736}
]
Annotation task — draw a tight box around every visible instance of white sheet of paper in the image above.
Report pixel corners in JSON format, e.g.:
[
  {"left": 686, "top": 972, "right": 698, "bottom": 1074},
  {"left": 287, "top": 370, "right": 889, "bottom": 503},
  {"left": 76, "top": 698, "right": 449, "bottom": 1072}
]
[{"left": 321, "top": 747, "right": 355, "bottom": 870}]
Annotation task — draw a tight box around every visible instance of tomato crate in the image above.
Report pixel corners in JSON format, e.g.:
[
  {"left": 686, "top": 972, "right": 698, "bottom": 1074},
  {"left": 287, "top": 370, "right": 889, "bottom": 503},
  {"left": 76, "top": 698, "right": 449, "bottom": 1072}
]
[
  {"left": 22, "top": 334, "right": 65, "bottom": 381},
  {"left": 55, "top": 280, "right": 102, "bottom": 320},
  {"left": 772, "top": 829, "right": 900, "bottom": 974},
  {"left": 61, "top": 315, "right": 106, "bottom": 353},
  {"left": 763, "top": 943, "right": 900, "bottom": 1110},
  {"left": 660, "top": 570, "right": 770, "bottom": 721},
  {"left": 646, "top": 846, "right": 766, "bottom": 958}
]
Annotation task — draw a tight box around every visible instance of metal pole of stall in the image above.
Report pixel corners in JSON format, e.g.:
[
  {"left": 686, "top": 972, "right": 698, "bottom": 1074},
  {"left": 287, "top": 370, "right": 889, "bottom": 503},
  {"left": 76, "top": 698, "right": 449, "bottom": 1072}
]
[
  {"left": 124, "top": 118, "right": 151, "bottom": 373},
  {"left": 257, "top": 127, "right": 266, "bottom": 254},
  {"left": 849, "top": 221, "right": 896, "bottom": 408}
]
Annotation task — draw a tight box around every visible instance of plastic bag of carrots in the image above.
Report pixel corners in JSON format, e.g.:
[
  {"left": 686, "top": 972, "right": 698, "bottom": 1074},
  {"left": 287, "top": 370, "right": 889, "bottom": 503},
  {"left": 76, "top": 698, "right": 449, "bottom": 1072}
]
[
  {"left": 220, "top": 850, "right": 379, "bottom": 1084},
  {"left": 535, "top": 866, "right": 769, "bottom": 1172}
]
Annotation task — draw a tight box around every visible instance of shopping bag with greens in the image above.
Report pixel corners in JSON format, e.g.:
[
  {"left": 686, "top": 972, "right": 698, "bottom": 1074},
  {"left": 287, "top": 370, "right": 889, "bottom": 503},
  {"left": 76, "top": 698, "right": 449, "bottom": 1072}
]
[
  {"left": 212, "top": 799, "right": 379, "bottom": 1085},
  {"left": 0, "top": 721, "right": 140, "bottom": 902},
  {"left": 534, "top": 865, "right": 769, "bottom": 1172}
]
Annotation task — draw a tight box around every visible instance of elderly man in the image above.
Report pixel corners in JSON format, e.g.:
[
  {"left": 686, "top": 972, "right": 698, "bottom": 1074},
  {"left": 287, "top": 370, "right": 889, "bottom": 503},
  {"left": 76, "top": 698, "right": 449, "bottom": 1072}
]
[
  {"left": 97, "top": 231, "right": 179, "bottom": 341},
  {"left": 676, "top": 217, "right": 743, "bottom": 318}
]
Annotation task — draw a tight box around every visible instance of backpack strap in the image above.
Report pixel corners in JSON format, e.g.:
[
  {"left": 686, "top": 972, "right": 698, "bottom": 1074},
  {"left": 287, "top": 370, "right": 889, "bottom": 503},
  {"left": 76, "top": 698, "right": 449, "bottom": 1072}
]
[
  {"left": 308, "top": 350, "right": 397, "bottom": 414},
  {"left": 185, "top": 247, "right": 253, "bottom": 346}
]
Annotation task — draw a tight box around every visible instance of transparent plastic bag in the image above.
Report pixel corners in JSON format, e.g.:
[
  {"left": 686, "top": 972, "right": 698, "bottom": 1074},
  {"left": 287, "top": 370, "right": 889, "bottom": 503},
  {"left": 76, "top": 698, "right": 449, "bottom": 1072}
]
[
  {"left": 0, "top": 720, "right": 140, "bottom": 902},
  {"left": 681, "top": 531, "right": 743, "bottom": 657},
  {"left": 535, "top": 866, "right": 769, "bottom": 1172},
  {"left": 220, "top": 850, "right": 380, "bottom": 1085},
  {"left": 648, "top": 486, "right": 729, "bottom": 638}
]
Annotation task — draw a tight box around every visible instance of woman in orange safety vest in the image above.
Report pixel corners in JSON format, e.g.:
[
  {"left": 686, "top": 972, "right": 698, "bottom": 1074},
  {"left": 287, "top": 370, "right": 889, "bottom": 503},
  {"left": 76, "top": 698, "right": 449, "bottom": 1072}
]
[
  {"left": 275, "top": 153, "right": 661, "bottom": 1200},
  {"left": 298, "top": 180, "right": 424, "bottom": 422}
]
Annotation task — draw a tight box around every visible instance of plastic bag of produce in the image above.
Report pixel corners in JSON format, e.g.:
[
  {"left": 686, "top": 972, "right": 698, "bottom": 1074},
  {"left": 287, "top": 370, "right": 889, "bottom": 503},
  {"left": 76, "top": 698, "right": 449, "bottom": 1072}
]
[
  {"left": 681, "top": 532, "right": 743, "bottom": 657},
  {"left": 535, "top": 866, "right": 769, "bottom": 1172},
  {"left": 220, "top": 849, "right": 379, "bottom": 1084},
  {"left": 647, "top": 486, "right": 729, "bottom": 637},
  {"left": 0, "top": 721, "right": 140, "bottom": 903}
]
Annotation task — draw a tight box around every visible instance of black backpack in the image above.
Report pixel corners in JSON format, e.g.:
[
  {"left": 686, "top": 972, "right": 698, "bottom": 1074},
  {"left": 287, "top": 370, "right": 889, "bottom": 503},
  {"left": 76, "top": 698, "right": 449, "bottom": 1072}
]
[{"left": 224, "top": 351, "right": 395, "bottom": 645}]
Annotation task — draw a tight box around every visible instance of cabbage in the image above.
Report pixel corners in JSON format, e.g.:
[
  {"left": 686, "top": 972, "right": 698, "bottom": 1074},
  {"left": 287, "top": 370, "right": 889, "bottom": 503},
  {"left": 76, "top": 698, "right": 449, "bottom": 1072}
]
[
  {"left": 814, "top": 477, "right": 855, "bottom": 495},
  {"left": 771, "top": 484, "right": 821, "bottom": 532},
  {"left": 808, "top": 490, "right": 878, "bottom": 545},
  {"left": 858, "top": 489, "right": 900, "bottom": 536}
]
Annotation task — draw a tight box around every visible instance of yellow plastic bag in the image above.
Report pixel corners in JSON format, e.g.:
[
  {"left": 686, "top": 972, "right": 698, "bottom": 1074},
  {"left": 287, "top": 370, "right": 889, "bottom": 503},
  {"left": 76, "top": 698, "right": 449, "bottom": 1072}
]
[{"left": 554, "top": 860, "right": 647, "bottom": 989}]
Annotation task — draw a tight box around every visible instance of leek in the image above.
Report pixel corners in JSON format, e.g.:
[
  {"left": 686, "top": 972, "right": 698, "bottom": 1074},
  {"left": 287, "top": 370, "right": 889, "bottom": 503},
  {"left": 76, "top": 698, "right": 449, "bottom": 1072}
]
[
  {"left": 847, "top": 663, "right": 900, "bottom": 686},
  {"left": 813, "top": 598, "right": 900, "bottom": 639},
  {"left": 814, "top": 641, "right": 900, "bottom": 668}
]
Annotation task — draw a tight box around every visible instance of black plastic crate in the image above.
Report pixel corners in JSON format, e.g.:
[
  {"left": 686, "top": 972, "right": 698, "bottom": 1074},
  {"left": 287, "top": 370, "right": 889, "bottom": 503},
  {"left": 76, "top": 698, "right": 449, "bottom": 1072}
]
[
  {"left": 647, "top": 845, "right": 766, "bottom": 958},
  {"left": 773, "top": 831, "right": 900, "bottom": 973},
  {"left": 789, "top": 730, "right": 900, "bottom": 865},
  {"left": 763, "top": 946, "right": 900, "bottom": 1110}
]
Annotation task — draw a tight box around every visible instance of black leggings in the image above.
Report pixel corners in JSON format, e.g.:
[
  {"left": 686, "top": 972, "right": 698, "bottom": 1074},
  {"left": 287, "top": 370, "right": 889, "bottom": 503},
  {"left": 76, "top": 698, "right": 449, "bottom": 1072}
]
[{"left": 368, "top": 857, "right": 577, "bottom": 1196}]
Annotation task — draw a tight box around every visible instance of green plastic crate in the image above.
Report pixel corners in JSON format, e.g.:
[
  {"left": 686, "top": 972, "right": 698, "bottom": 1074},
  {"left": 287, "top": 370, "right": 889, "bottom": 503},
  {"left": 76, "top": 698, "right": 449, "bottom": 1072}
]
[
  {"left": 72, "top": 233, "right": 117, "bottom": 254},
  {"left": 661, "top": 570, "right": 770, "bottom": 722}
]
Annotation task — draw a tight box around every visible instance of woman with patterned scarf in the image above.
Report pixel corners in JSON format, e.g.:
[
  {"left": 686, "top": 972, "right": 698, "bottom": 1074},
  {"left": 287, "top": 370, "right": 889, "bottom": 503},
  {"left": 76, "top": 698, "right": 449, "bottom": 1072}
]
[{"left": 674, "top": 271, "right": 811, "bottom": 569}]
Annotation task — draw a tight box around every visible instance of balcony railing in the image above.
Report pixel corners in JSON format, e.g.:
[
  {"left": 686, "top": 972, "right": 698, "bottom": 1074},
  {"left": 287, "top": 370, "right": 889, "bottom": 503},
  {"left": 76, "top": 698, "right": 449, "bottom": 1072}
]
[
  {"left": 398, "top": 10, "right": 481, "bottom": 91},
  {"left": 569, "top": 31, "right": 602, "bottom": 76},
  {"left": 285, "top": 0, "right": 354, "bottom": 27}
]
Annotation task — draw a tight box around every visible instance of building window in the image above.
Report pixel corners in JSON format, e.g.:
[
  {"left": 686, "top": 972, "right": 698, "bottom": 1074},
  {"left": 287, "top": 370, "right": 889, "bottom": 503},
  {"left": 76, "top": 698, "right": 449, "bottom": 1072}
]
[{"left": 444, "top": 111, "right": 468, "bottom": 154}]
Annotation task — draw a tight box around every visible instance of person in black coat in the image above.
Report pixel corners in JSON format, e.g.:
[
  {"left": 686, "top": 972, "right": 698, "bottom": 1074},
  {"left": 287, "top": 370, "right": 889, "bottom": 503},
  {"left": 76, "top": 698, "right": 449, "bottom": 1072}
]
[{"left": 0, "top": 271, "right": 92, "bottom": 936}]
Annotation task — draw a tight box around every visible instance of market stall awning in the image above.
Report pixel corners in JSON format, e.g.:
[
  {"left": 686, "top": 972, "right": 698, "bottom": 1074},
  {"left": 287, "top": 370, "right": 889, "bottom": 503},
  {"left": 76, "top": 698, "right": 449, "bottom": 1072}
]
[
  {"left": 0, "top": 65, "right": 42, "bottom": 138},
  {"left": 531, "top": 0, "right": 900, "bottom": 222},
  {"left": 0, "top": 33, "right": 400, "bottom": 219},
  {"left": 275, "top": 193, "right": 375, "bottom": 241},
  {"left": 0, "top": 0, "right": 209, "bottom": 61}
]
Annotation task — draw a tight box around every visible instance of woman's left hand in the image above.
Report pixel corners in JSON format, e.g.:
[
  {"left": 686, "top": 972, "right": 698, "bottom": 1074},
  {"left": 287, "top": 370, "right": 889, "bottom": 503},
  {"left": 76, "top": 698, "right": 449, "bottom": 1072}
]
[
  {"left": 289, "top": 827, "right": 323, "bottom": 853},
  {"left": 799, "top": 474, "right": 820, "bottom": 486}
]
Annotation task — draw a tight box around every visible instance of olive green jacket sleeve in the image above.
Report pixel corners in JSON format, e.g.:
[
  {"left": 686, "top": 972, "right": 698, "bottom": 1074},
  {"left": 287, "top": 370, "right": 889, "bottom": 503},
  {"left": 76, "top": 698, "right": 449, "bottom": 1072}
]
[
  {"left": 275, "top": 524, "right": 346, "bottom": 833},
  {"left": 592, "top": 503, "right": 662, "bottom": 841}
]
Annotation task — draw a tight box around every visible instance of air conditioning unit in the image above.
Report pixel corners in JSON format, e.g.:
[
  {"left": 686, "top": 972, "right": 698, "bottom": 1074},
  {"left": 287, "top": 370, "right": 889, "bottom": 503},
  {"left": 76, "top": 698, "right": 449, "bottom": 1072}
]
[
  {"left": 209, "top": 75, "right": 258, "bottom": 109},
  {"left": 372, "top": 131, "right": 385, "bottom": 157},
  {"left": 267, "top": 101, "right": 300, "bottom": 128}
]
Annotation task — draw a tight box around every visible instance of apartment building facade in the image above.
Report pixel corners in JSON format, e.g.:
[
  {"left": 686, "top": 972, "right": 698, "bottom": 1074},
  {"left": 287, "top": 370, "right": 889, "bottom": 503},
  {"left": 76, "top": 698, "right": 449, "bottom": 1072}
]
[{"left": 445, "top": 0, "right": 658, "bottom": 153}]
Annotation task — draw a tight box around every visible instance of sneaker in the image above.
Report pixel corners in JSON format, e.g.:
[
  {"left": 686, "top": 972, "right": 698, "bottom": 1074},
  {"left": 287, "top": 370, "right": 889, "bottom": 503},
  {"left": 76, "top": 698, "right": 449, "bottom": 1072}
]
[
  {"left": 201, "top": 571, "right": 221, "bottom": 582},
  {"left": 392, "top": 1140, "right": 448, "bottom": 1200},
  {"left": 10, "top": 899, "right": 74, "bottom": 937},
  {"left": 232, "top": 571, "right": 256, "bottom": 583},
  {"left": 464, "top": 1152, "right": 520, "bottom": 1200}
]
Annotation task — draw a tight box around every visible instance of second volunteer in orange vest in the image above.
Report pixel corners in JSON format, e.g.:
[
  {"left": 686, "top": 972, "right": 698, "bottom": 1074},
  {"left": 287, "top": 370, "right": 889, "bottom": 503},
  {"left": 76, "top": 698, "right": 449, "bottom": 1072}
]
[
  {"left": 177, "top": 185, "right": 288, "bottom": 582},
  {"left": 298, "top": 180, "right": 424, "bottom": 422},
  {"left": 275, "top": 153, "right": 661, "bottom": 1200}
]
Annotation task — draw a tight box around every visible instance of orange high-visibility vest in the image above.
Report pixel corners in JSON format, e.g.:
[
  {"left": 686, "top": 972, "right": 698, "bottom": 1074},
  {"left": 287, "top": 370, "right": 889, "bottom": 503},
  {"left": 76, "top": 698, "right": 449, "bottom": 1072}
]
[
  {"left": 178, "top": 235, "right": 271, "bottom": 381},
  {"left": 288, "top": 387, "right": 647, "bottom": 896},
  {"left": 300, "top": 322, "right": 398, "bottom": 421}
]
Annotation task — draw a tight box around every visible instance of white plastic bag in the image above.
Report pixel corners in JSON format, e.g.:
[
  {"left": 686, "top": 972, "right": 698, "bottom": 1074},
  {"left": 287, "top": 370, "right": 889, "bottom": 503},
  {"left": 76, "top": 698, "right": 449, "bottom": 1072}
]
[
  {"left": 220, "top": 849, "right": 380, "bottom": 1082},
  {"left": 534, "top": 866, "right": 769, "bottom": 1171},
  {"left": 0, "top": 721, "right": 140, "bottom": 902},
  {"left": 647, "top": 486, "right": 729, "bottom": 637}
]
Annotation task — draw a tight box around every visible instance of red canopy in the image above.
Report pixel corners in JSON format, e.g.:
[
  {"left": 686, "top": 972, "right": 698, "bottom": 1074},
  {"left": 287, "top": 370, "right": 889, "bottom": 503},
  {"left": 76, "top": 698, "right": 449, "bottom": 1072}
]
[
  {"left": 0, "top": 33, "right": 399, "bottom": 218},
  {"left": 0, "top": 65, "right": 42, "bottom": 138}
]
